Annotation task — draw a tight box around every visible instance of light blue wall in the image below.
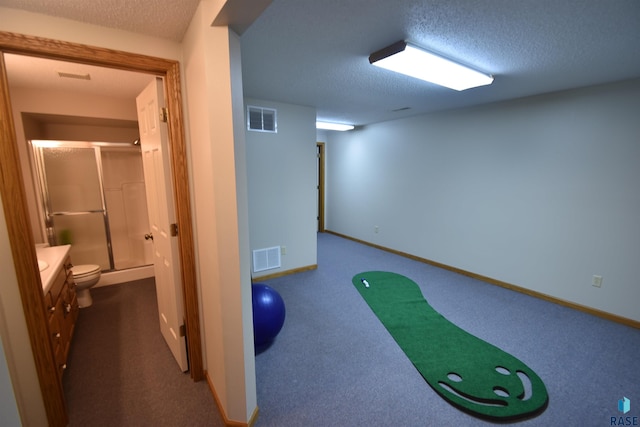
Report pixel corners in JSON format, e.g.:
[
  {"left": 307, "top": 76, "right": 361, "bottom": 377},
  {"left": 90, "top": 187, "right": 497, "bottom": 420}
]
[
  {"left": 326, "top": 79, "right": 640, "bottom": 321},
  {"left": 0, "top": 339, "right": 21, "bottom": 426},
  {"left": 245, "top": 98, "right": 317, "bottom": 277}
]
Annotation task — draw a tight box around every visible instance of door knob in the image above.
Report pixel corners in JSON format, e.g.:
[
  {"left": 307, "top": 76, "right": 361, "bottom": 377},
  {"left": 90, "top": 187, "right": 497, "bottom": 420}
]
[{"left": 145, "top": 233, "right": 154, "bottom": 241}]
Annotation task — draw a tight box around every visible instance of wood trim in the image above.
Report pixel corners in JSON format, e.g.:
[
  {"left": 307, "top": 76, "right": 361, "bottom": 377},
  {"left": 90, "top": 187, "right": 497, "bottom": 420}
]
[
  {"left": 326, "top": 230, "right": 640, "bottom": 329},
  {"left": 0, "top": 30, "right": 203, "bottom": 425},
  {"left": 317, "top": 142, "right": 325, "bottom": 232},
  {"left": 0, "top": 47, "right": 68, "bottom": 427},
  {"left": 247, "top": 406, "right": 260, "bottom": 427},
  {"left": 252, "top": 264, "right": 318, "bottom": 282},
  {"left": 205, "top": 371, "right": 259, "bottom": 427},
  {"left": 163, "top": 61, "right": 203, "bottom": 381},
  {"left": 0, "top": 31, "right": 175, "bottom": 73}
]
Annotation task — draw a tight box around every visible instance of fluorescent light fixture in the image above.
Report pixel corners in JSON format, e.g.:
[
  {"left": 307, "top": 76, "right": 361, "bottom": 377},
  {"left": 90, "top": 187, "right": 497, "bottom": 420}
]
[
  {"left": 316, "top": 121, "right": 354, "bottom": 131},
  {"left": 369, "top": 41, "right": 493, "bottom": 91}
]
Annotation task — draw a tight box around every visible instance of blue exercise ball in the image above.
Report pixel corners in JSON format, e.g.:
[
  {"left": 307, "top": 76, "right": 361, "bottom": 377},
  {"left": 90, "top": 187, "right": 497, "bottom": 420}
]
[{"left": 252, "top": 283, "right": 286, "bottom": 347}]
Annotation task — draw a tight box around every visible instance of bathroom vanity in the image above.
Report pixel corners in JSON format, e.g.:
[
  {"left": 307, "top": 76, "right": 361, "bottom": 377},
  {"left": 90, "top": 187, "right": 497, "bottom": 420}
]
[{"left": 36, "top": 245, "right": 79, "bottom": 378}]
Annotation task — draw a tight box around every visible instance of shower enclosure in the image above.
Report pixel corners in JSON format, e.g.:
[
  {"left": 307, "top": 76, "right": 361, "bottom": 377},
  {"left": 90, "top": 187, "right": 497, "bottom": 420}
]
[{"left": 32, "top": 140, "right": 153, "bottom": 272}]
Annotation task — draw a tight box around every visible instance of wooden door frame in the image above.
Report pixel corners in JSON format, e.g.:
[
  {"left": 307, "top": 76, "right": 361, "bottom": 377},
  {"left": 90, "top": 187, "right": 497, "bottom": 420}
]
[
  {"left": 0, "top": 31, "right": 203, "bottom": 426},
  {"left": 317, "top": 142, "right": 325, "bottom": 232}
]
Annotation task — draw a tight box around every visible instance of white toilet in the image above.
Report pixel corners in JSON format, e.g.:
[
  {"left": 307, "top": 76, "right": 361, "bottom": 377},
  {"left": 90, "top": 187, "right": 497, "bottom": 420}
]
[{"left": 71, "top": 264, "right": 101, "bottom": 308}]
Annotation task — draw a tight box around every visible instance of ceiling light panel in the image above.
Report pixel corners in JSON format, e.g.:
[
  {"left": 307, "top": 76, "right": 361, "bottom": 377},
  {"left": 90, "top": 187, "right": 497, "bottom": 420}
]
[
  {"left": 369, "top": 41, "right": 493, "bottom": 91},
  {"left": 316, "top": 121, "right": 354, "bottom": 131}
]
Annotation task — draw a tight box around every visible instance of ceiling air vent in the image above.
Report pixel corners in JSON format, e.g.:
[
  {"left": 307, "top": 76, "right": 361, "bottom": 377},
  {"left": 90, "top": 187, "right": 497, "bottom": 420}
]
[
  {"left": 247, "top": 105, "right": 277, "bottom": 133},
  {"left": 57, "top": 71, "right": 91, "bottom": 80}
]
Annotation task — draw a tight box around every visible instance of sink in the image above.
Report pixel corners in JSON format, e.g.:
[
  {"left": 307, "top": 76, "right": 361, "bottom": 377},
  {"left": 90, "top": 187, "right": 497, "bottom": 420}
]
[{"left": 38, "top": 260, "right": 49, "bottom": 272}]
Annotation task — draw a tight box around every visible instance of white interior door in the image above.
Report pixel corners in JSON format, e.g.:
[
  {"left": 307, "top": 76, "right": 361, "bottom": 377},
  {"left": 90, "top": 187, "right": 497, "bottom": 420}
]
[{"left": 136, "top": 77, "right": 188, "bottom": 372}]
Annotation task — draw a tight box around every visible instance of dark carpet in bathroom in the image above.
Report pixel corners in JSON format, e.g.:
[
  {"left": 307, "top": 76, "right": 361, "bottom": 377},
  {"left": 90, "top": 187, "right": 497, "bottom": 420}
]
[{"left": 62, "top": 278, "right": 224, "bottom": 426}]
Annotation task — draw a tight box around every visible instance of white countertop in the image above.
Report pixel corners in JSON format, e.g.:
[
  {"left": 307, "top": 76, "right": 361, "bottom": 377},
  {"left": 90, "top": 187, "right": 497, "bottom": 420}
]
[{"left": 36, "top": 245, "right": 71, "bottom": 294}]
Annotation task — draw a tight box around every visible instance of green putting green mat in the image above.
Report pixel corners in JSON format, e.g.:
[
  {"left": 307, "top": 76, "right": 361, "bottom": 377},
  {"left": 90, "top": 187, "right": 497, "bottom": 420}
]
[{"left": 352, "top": 271, "right": 548, "bottom": 421}]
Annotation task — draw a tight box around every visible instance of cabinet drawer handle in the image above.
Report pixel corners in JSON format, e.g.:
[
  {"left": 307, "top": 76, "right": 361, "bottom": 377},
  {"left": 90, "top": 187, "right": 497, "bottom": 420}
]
[
  {"left": 60, "top": 363, "right": 67, "bottom": 370},
  {"left": 65, "top": 304, "right": 72, "bottom": 314},
  {"left": 48, "top": 306, "right": 55, "bottom": 313},
  {"left": 54, "top": 332, "right": 61, "bottom": 339}
]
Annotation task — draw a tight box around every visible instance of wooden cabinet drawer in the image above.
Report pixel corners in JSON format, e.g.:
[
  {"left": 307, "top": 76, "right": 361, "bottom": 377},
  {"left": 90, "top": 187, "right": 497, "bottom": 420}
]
[
  {"left": 50, "top": 268, "right": 66, "bottom": 302},
  {"left": 44, "top": 254, "right": 78, "bottom": 380},
  {"left": 48, "top": 309, "right": 61, "bottom": 343},
  {"left": 55, "top": 344, "right": 66, "bottom": 378},
  {"left": 44, "top": 291, "right": 53, "bottom": 313}
]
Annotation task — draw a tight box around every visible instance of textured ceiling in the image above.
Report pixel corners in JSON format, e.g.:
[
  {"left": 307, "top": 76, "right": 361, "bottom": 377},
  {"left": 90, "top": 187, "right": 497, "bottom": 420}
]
[
  {"left": 2, "top": 0, "right": 640, "bottom": 126},
  {"left": 241, "top": 0, "right": 640, "bottom": 125},
  {"left": 0, "top": 0, "right": 200, "bottom": 41}
]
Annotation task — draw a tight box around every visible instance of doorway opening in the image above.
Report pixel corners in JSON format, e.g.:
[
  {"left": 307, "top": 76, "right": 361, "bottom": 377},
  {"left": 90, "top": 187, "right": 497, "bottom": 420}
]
[{"left": 0, "top": 31, "right": 202, "bottom": 426}]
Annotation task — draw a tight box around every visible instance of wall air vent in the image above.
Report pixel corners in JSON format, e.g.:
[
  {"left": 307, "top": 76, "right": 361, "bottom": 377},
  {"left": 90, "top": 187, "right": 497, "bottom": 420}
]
[
  {"left": 247, "top": 105, "right": 277, "bottom": 133},
  {"left": 252, "top": 246, "right": 281, "bottom": 272}
]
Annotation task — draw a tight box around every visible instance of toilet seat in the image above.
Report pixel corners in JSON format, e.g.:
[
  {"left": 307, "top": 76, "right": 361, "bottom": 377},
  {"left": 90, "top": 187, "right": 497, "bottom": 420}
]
[{"left": 72, "top": 264, "right": 101, "bottom": 278}]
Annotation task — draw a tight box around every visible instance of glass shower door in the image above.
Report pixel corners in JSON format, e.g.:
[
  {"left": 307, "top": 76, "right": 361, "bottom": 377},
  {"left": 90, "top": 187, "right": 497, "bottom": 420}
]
[{"left": 36, "top": 144, "right": 112, "bottom": 271}]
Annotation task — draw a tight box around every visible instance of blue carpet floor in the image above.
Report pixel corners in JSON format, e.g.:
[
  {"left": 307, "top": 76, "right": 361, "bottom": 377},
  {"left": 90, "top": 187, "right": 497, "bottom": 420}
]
[{"left": 254, "top": 232, "right": 640, "bottom": 426}]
